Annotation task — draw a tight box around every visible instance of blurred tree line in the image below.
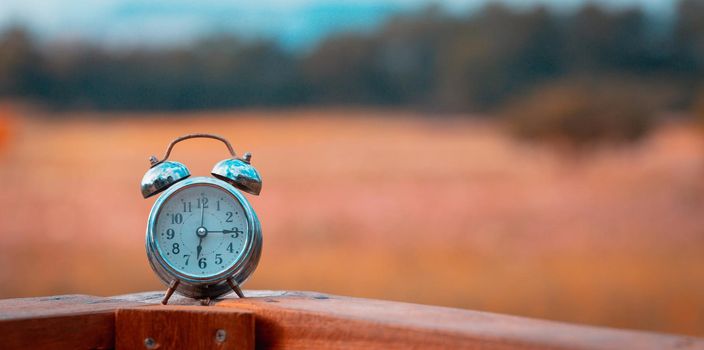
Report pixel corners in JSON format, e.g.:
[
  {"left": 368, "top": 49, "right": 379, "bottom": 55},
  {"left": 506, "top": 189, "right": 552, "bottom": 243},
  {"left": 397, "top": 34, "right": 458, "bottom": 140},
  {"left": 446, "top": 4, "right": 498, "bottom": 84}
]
[{"left": 1, "top": 0, "right": 704, "bottom": 117}]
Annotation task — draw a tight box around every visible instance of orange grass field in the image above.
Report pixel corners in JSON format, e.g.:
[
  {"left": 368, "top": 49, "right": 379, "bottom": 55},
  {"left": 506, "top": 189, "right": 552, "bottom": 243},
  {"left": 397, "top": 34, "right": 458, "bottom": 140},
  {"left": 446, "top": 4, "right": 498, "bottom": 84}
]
[{"left": 0, "top": 105, "right": 702, "bottom": 336}]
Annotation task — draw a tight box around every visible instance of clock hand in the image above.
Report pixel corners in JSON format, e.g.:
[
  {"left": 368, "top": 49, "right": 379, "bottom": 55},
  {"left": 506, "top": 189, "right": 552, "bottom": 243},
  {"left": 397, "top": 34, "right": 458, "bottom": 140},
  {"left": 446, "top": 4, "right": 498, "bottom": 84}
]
[
  {"left": 209, "top": 229, "right": 242, "bottom": 237},
  {"left": 197, "top": 201, "right": 206, "bottom": 260},
  {"left": 195, "top": 226, "right": 207, "bottom": 260},
  {"left": 209, "top": 229, "right": 241, "bottom": 233},
  {"left": 200, "top": 199, "right": 205, "bottom": 227}
]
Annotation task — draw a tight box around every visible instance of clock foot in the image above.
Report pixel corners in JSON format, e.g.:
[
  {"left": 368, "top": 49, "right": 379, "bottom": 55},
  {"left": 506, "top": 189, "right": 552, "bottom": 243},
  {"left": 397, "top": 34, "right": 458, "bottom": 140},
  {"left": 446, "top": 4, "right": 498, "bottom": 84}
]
[
  {"left": 226, "top": 278, "right": 245, "bottom": 298},
  {"left": 161, "top": 279, "right": 180, "bottom": 305}
]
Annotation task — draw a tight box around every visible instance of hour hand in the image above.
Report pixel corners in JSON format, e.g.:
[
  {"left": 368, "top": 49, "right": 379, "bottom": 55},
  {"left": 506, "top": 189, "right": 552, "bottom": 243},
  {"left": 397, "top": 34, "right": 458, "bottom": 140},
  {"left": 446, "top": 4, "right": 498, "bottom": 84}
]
[{"left": 197, "top": 237, "right": 203, "bottom": 259}]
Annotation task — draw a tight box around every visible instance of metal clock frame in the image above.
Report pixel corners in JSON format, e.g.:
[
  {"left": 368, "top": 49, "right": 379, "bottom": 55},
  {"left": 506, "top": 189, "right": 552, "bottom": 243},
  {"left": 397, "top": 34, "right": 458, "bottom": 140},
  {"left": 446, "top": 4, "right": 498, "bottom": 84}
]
[{"left": 146, "top": 176, "right": 262, "bottom": 303}]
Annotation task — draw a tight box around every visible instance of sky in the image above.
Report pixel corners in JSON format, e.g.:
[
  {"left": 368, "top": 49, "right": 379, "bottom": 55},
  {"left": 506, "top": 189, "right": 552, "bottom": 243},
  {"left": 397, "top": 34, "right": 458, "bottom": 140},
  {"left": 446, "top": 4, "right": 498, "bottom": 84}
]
[{"left": 0, "top": 0, "right": 677, "bottom": 49}]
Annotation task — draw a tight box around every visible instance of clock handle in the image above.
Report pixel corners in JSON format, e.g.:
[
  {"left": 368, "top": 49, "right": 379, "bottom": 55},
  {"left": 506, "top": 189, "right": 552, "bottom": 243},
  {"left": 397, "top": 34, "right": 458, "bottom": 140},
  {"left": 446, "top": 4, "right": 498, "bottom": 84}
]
[{"left": 150, "top": 133, "right": 236, "bottom": 166}]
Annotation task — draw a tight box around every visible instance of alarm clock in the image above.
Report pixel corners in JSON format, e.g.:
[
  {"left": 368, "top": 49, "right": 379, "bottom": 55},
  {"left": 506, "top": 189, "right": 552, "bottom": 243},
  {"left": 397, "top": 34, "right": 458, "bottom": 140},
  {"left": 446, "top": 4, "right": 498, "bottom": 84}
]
[{"left": 140, "top": 134, "right": 262, "bottom": 305}]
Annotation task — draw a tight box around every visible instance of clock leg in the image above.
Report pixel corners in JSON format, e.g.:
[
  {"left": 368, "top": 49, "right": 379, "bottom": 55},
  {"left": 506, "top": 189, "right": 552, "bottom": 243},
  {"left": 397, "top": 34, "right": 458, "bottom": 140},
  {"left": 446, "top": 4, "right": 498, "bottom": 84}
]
[
  {"left": 226, "top": 278, "right": 245, "bottom": 298},
  {"left": 161, "top": 279, "right": 180, "bottom": 305}
]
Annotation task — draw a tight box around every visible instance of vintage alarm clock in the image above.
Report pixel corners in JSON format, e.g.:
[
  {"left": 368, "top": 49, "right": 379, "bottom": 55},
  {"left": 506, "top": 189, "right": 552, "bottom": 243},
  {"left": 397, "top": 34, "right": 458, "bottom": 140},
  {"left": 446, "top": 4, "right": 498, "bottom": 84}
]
[{"left": 140, "top": 134, "right": 262, "bottom": 305}]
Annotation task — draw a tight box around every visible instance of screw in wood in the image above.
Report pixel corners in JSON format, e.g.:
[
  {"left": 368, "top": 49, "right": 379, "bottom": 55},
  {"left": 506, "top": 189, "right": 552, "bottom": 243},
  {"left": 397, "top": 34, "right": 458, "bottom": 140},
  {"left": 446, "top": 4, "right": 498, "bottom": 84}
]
[
  {"left": 215, "top": 329, "right": 227, "bottom": 343},
  {"left": 144, "top": 337, "right": 157, "bottom": 349}
]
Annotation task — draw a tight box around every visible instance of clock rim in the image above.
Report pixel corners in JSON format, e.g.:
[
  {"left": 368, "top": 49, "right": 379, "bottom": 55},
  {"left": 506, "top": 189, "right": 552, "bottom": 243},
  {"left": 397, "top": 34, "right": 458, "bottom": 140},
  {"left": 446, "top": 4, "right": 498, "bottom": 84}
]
[{"left": 145, "top": 176, "right": 262, "bottom": 298}]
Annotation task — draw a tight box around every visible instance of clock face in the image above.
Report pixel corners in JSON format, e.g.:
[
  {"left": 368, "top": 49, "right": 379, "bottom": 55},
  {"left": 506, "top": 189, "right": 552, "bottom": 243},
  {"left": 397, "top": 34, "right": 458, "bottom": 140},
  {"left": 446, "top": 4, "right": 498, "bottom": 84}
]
[{"left": 153, "top": 183, "right": 249, "bottom": 278}]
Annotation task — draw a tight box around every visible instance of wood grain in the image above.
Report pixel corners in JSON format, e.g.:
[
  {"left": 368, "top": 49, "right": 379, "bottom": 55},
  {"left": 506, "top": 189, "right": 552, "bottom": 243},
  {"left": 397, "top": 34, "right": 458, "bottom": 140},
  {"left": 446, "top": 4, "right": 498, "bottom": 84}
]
[
  {"left": 214, "top": 291, "right": 704, "bottom": 350},
  {"left": 116, "top": 305, "right": 254, "bottom": 350},
  {"left": 0, "top": 294, "right": 145, "bottom": 349},
  {"left": 1, "top": 291, "right": 703, "bottom": 350}
]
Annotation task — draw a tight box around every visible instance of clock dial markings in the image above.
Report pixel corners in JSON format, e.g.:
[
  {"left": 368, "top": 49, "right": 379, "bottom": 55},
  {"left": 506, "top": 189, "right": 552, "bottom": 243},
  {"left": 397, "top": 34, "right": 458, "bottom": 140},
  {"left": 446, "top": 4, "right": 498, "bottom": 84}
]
[{"left": 154, "top": 184, "right": 248, "bottom": 277}]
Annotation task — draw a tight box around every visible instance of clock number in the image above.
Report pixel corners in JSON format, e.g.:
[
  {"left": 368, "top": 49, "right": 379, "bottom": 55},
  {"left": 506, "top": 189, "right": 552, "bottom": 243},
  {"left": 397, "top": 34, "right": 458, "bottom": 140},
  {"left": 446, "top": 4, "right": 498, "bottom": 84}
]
[
  {"left": 197, "top": 197, "right": 209, "bottom": 209},
  {"left": 231, "top": 227, "right": 242, "bottom": 238},
  {"left": 171, "top": 213, "right": 183, "bottom": 224},
  {"left": 183, "top": 201, "right": 192, "bottom": 213},
  {"left": 216, "top": 200, "right": 220, "bottom": 211},
  {"left": 198, "top": 257, "right": 207, "bottom": 269},
  {"left": 184, "top": 255, "right": 190, "bottom": 265},
  {"left": 227, "top": 242, "right": 234, "bottom": 253},
  {"left": 215, "top": 254, "right": 223, "bottom": 265},
  {"left": 225, "top": 212, "right": 233, "bottom": 222},
  {"left": 172, "top": 243, "right": 180, "bottom": 254},
  {"left": 166, "top": 229, "right": 175, "bottom": 240}
]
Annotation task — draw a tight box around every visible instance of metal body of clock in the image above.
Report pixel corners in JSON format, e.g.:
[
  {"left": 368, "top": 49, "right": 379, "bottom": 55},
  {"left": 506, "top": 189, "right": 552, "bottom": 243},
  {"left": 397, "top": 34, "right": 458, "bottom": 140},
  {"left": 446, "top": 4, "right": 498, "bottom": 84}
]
[{"left": 140, "top": 134, "right": 262, "bottom": 304}]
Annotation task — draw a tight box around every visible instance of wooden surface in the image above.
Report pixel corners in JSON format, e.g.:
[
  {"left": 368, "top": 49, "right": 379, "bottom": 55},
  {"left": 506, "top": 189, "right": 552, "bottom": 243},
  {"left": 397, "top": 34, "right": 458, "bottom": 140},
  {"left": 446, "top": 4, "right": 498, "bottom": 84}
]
[
  {"left": 116, "top": 305, "right": 254, "bottom": 350},
  {"left": 0, "top": 294, "right": 144, "bottom": 349},
  {"left": 214, "top": 291, "right": 704, "bottom": 350},
  {"left": 1, "top": 290, "right": 703, "bottom": 350}
]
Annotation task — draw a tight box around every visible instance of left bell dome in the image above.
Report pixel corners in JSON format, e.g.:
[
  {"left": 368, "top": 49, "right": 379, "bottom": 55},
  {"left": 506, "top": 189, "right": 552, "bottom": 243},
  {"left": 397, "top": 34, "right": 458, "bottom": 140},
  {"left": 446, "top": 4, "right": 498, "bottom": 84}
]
[{"left": 140, "top": 161, "right": 191, "bottom": 198}]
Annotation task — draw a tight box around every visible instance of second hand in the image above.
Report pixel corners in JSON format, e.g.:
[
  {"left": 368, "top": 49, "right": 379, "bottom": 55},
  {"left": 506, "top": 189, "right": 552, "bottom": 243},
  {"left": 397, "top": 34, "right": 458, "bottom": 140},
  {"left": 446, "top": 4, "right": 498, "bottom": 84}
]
[{"left": 197, "top": 198, "right": 206, "bottom": 259}]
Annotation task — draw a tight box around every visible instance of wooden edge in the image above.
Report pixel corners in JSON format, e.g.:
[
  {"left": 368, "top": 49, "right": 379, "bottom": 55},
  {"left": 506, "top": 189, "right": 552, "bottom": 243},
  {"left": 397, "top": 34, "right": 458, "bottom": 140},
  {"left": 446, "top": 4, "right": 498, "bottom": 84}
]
[
  {"left": 116, "top": 305, "right": 254, "bottom": 350},
  {"left": 1, "top": 291, "right": 703, "bottom": 350},
  {"left": 213, "top": 291, "right": 704, "bottom": 350},
  {"left": 0, "top": 294, "right": 147, "bottom": 349}
]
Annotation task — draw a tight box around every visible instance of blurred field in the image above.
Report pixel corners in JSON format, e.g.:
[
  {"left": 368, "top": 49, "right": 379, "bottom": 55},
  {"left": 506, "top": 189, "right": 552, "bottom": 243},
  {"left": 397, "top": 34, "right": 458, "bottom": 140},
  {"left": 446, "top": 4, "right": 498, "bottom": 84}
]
[{"left": 0, "top": 105, "right": 702, "bottom": 337}]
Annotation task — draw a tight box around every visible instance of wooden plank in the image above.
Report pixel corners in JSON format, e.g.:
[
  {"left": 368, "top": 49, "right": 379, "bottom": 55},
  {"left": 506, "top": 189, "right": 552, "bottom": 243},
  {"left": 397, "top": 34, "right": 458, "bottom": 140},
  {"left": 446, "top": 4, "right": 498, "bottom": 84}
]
[
  {"left": 210, "top": 291, "right": 704, "bottom": 350},
  {"left": 115, "top": 305, "right": 254, "bottom": 350},
  {"left": 0, "top": 294, "right": 148, "bottom": 350},
  {"left": 2, "top": 291, "right": 703, "bottom": 350}
]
